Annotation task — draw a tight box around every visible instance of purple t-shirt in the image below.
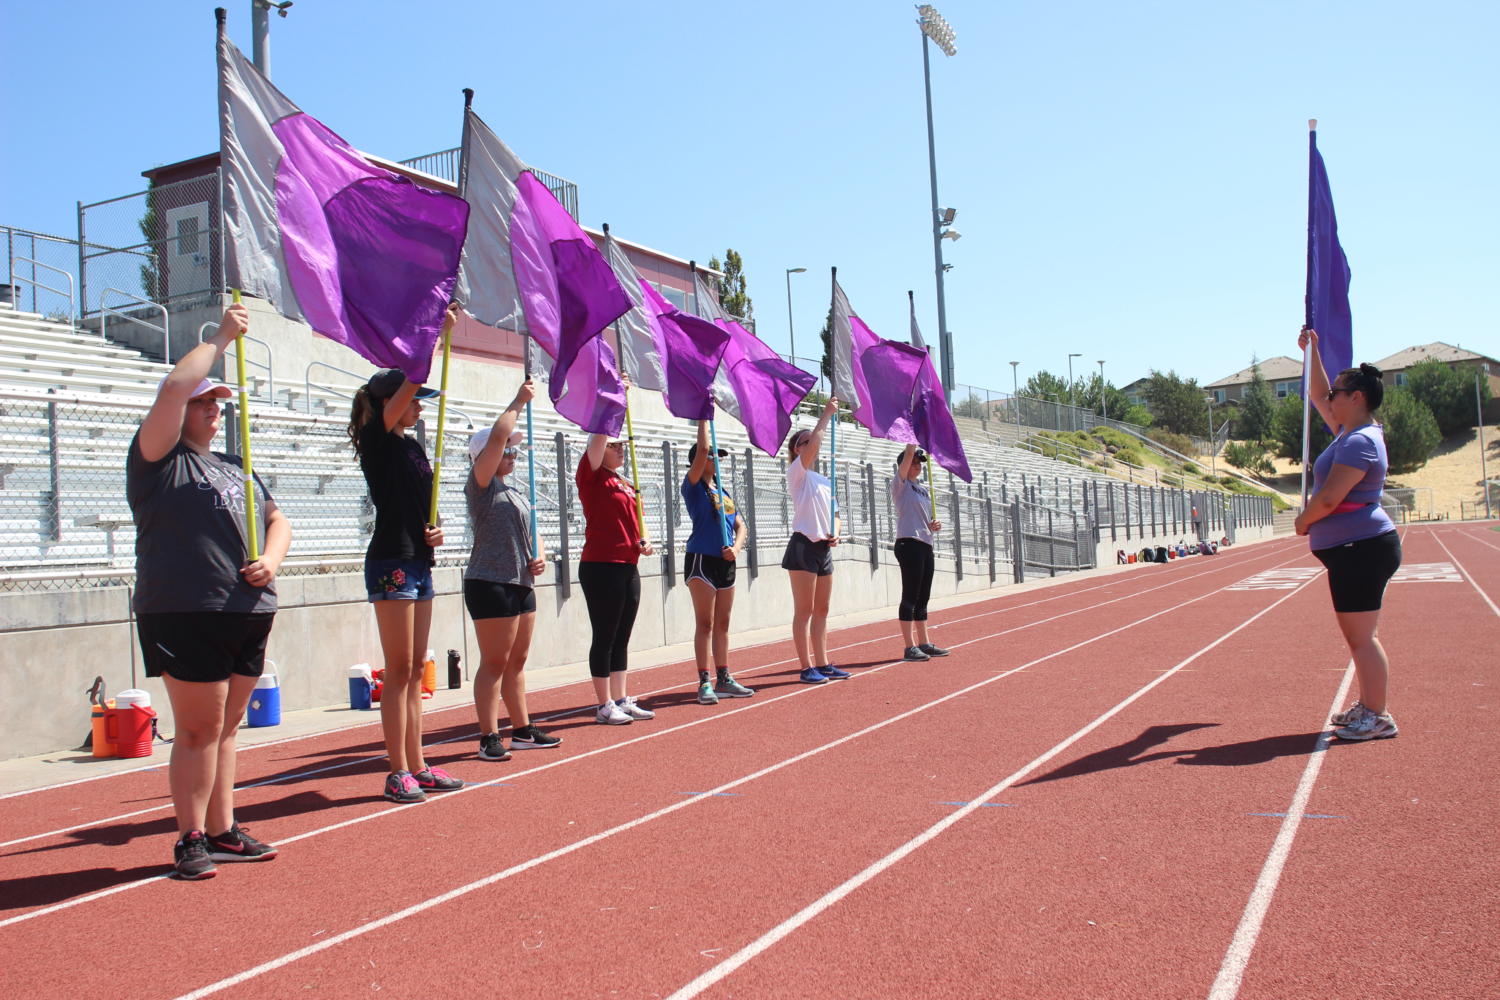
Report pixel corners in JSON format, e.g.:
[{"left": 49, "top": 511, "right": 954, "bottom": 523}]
[{"left": 1308, "top": 424, "right": 1394, "bottom": 551}]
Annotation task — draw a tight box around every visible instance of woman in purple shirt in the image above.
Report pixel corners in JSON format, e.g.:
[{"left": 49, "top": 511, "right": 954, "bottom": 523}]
[{"left": 1293, "top": 327, "right": 1401, "bottom": 741}]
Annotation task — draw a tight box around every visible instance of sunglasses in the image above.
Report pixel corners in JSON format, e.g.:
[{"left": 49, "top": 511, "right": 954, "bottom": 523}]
[
  {"left": 501, "top": 447, "right": 520, "bottom": 458},
  {"left": 1326, "top": 386, "right": 1356, "bottom": 401}
]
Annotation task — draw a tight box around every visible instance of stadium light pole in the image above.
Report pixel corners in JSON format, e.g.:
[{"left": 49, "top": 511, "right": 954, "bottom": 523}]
[
  {"left": 251, "top": 0, "right": 293, "bottom": 76},
  {"left": 1067, "top": 352, "right": 1082, "bottom": 430},
  {"left": 784, "top": 267, "right": 806, "bottom": 365},
  {"left": 1205, "top": 395, "right": 1218, "bottom": 480},
  {"left": 1098, "top": 360, "right": 1107, "bottom": 419},
  {"left": 1010, "top": 361, "right": 1020, "bottom": 428},
  {"left": 1478, "top": 362, "right": 1491, "bottom": 518},
  {"left": 916, "top": 5, "right": 958, "bottom": 402}
]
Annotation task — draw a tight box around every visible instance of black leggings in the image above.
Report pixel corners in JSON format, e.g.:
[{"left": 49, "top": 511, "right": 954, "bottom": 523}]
[
  {"left": 894, "top": 538, "right": 935, "bottom": 622},
  {"left": 578, "top": 561, "right": 640, "bottom": 678}
]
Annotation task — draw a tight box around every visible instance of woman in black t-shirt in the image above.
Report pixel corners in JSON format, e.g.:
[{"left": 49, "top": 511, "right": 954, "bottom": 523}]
[
  {"left": 129, "top": 300, "right": 292, "bottom": 880},
  {"left": 348, "top": 303, "right": 462, "bottom": 804}
]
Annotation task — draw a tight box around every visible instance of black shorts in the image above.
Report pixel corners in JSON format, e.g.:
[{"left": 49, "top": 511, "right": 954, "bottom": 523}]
[
  {"left": 1312, "top": 530, "right": 1402, "bottom": 613},
  {"left": 781, "top": 532, "right": 833, "bottom": 576},
  {"left": 136, "top": 612, "right": 274, "bottom": 683},
  {"left": 684, "top": 551, "right": 737, "bottom": 590},
  {"left": 463, "top": 579, "right": 537, "bottom": 619}
]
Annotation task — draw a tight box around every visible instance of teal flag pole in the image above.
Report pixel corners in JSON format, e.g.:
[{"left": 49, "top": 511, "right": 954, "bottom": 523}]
[{"left": 708, "top": 413, "right": 732, "bottom": 549}]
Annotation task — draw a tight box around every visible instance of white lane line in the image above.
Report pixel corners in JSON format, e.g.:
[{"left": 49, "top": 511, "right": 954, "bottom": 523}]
[
  {"left": 1431, "top": 533, "right": 1500, "bottom": 620},
  {"left": 662, "top": 576, "right": 1325, "bottom": 1000},
  {"left": 1205, "top": 663, "right": 1355, "bottom": 1000},
  {"left": 2, "top": 542, "right": 1302, "bottom": 847},
  {"left": 163, "top": 555, "right": 1311, "bottom": 999}
]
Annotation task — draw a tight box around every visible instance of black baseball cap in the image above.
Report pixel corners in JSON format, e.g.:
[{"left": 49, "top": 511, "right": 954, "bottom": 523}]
[
  {"left": 687, "top": 443, "right": 729, "bottom": 463},
  {"left": 365, "top": 369, "right": 440, "bottom": 400}
]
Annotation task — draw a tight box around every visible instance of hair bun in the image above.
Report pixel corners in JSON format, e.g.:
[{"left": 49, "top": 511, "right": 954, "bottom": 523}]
[{"left": 1359, "top": 363, "right": 1382, "bottom": 378}]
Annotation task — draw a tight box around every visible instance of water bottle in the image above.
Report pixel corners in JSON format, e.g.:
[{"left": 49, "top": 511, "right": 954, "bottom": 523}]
[{"left": 447, "top": 649, "right": 462, "bottom": 689}]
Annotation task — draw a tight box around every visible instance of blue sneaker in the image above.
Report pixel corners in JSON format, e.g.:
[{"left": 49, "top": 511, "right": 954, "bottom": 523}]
[
  {"left": 816, "top": 664, "right": 851, "bottom": 680},
  {"left": 799, "top": 667, "right": 829, "bottom": 684}
]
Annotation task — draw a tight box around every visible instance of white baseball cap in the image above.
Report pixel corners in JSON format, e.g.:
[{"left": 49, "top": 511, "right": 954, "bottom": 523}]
[
  {"left": 158, "top": 375, "right": 233, "bottom": 400},
  {"left": 468, "top": 427, "right": 525, "bottom": 461}
]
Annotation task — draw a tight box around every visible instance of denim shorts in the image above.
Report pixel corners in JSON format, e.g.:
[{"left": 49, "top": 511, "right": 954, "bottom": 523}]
[{"left": 364, "top": 558, "right": 436, "bottom": 602}]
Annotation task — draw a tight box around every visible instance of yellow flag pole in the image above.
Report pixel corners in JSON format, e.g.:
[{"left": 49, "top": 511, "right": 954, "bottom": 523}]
[
  {"left": 623, "top": 386, "right": 648, "bottom": 540},
  {"left": 230, "top": 289, "right": 259, "bottom": 562},
  {"left": 925, "top": 454, "right": 937, "bottom": 524},
  {"left": 427, "top": 323, "right": 453, "bottom": 526}
]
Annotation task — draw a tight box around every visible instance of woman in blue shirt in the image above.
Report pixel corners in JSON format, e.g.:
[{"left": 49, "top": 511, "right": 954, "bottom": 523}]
[
  {"left": 682, "top": 419, "right": 754, "bottom": 705},
  {"left": 1293, "top": 327, "right": 1401, "bottom": 741}
]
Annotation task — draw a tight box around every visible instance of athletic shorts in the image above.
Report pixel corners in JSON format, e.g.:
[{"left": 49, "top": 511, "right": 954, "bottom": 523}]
[
  {"left": 781, "top": 532, "right": 833, "bottom": 577},
  {"left": 364, "top": 558, "right": 436, "bottom": 602},
  {"left": 684, "top": 551, "right": 737, "bottom": 590},
  {"left": 136, "top": 611, "right": 275, "bottom": 683},
  {"left": 463, "top": 579, "right": 537, "bottom": 619},
  {"left": 1312, "top": 530, "right": 1402, "bottom": 613}
]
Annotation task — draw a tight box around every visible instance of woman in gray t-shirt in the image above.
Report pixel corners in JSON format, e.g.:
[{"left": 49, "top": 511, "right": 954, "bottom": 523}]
[
  {"left": 128, "top": 301, "right": 292, "bottom": 880},
  {"left": 464, "top": 380, "right": 557, "bottom": 761},
  {"left": 892, "top": 445, "right": 947, "bottom": 662}
]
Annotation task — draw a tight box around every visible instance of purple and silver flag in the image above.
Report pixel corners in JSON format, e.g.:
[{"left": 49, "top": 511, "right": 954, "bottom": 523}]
[
  {"left": 218, "top": 33, "right": 469, "bottom": 383},
  {"left": 636, "top": 280, "right": 730, "bottom": 421},
  {"left": 830, "top": 277, "right": 927, "bottom": 439}
]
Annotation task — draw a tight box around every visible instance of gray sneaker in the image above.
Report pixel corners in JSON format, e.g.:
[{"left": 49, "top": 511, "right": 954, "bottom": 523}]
[
  {"left": 714, "top": 675, "right": 755, "bottom": 698},
  {"left": 1330, "top": 701, "right": 1367, "bottom": 727},
  {"left": 1334, "top": 709, "right": 1398, "bottom": 741},
  {"left": 696, "top": 680, "right": 719, "bottom": 705},
  {"left": 903, "top": 646, "right": 930, "bottom": 661},
  {"left": 918, "top": 643, "right": 951, "bottom": 658}
]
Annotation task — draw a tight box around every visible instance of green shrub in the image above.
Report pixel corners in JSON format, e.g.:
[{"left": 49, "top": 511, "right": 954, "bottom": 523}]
[{"left": 1145, "top": 427, "right": 1197, "bottom": 455}]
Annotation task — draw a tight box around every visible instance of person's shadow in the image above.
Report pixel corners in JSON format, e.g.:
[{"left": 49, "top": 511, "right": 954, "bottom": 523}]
[{"left": 1019, "top": 724, "right": 1332, "bottom": 786}]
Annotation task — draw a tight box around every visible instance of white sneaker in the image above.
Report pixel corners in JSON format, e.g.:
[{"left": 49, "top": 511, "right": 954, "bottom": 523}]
[
  {"left": 1330, "top": 700, "right": 1367, "bottom": 727},
  {"left": 596, "top": 701, "right": 632, "bottom": 726},
  {"left": 616, "top": 697, "right": 655, "bottom": 720},
  {"left": 1334, "top": 709, "right": 1398, "bottom": 741}
]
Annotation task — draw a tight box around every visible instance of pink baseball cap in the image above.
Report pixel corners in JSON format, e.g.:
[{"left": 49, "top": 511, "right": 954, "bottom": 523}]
[{"left": 158, "top": 375, "right": 233, "bottom": 400}]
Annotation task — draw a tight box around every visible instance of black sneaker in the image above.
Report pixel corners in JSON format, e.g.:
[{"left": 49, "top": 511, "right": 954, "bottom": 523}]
[
  {"left": 478, "top": 732, "right": 512, "bottom": 761},
  {"left": 510, "top": 725, "right": 562, "bottom": 750},
  {"left": 918, "top": 643, "right": 950, "bottom": 658},
  {"left": 173, "top": 830, "right": 217, "bottom": 880},
  {"left": 903, "top": 645, "right": 930, "bottom": 661},
  {"left": 206, "top": 823, "right": 278, "bottom": 863}
]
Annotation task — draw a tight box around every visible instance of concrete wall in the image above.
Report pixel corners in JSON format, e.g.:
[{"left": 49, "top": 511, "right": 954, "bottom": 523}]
[{"left": 0, "top": 541, "right": 1004, "bottom": 761}]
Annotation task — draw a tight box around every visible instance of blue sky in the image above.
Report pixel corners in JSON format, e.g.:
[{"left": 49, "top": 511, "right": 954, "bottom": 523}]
[{"left": 3, "top": 0, "right": 1495, "bottom": 394}]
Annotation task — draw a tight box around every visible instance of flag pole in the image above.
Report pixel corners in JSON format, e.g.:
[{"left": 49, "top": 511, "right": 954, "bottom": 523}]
[
  {"left": 708, "top": 410, "right": 732, "bottom": 550},
  {"left": 909, "top": 289, "right": 937, "bottom": 523},
  {"left": 427, "top": 90, "right": 472, "bottom": 528},
  {"left": 230, "top": 288, "right": 260, "bottom": 562},
  {"left": 520, "top": 301, "right": 539, "bottom": 559},
  {"left": 624, "top": 385, "right": 647, "bottom": 540},
  {"left": 828, "top": 266, "right": 839, "bottom": 530},
  {"left": 1300, "top": 118, "right": 1317, "bottom": 506}
]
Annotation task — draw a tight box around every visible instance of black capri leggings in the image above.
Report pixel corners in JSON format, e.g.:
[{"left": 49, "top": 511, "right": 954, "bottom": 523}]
[
  {"left": 1312, "top": 530, "right": 1402, "bottom": 613},
  {"left": 578, "top": 561, "right": 641, "bottom": 678},
  {"left": 894, "top": 538, "right": 935, "bottom": 622}
]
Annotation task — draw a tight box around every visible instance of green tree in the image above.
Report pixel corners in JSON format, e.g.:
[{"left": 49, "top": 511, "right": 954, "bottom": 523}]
[
  {"left": 1144, "top": 370, "right": 1210, "bottom": 436},
  {"left": 816, "top": 307, "right": 833, "bottom": 382},
  {"left": 1402, "top": 359, "right": 1491, "bottom": 435},
  {"left": 954, "top": 392, "right": 985, "bottom": 418},
  {"left": 1223, "top": 440, "right": 1276, "bottom": 478},
  {"left": 1022, "top": 371, "right": 1070, "bottom": 403},
  {"left": 1237, "top": 361, "right": 1274, "bottom": 441},
  {"left": 1381, "top": 388, "right": 1443, "bottom": 474},
  {"left": 1268, "top": 392, "right": 1333, "bottom": 463},
  {"left": 706, "top": 249, "right": 753, "bottom": 321}
]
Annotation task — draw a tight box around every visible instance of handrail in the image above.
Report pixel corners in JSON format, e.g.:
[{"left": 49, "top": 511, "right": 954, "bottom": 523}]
[
  {"left": 200, "top": 322, "right": 274, "bottom": 400},
  {"left": 304, "top": 360, "right": 368, "bottom": 413},
  {"left": 7, "top": 256, "right": 76, "bottom": 326},
  {"left": 99, "top": 288, "right": 170, "bottom": 362}
]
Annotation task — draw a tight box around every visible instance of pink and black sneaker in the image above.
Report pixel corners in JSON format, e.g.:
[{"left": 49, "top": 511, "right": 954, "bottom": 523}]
[
  {"left": 413, "top": 766, "right": 464, "bottom": 792},
  {"left": 206, "top": 823, "right": 278, "bottom": 862}
]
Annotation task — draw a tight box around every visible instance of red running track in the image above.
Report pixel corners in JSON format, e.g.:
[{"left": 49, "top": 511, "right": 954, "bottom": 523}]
[{"left": 1, "top": 527, "right": 1496, "bottom": 1000}]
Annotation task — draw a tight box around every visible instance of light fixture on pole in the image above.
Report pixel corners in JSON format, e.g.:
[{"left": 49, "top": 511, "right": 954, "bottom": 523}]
[
  {"left": 251, "top": 0, "right": 294, "bottom": 76},
  {"left": 1097, "top": 360, "right": 1107, "bottom": 419},
  {"left": 1478, "top": 362, "right": 1491, "bottom": 518},
  {"left": 784, "top": 267, "right": 806, "bottom": 364},
  {"left": 1010, "top": 361, "right": 1020, "bottom": 428},
  {"left": 916, "top": 4, "right": 958, "bottom": 402}
]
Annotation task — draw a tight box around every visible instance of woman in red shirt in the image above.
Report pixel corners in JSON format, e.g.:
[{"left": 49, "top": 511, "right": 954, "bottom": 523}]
[{"left": 576, "top": 428, "right": 656, "bottom": 725}]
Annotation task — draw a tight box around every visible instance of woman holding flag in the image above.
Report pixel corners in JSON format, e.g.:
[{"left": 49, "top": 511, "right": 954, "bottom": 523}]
[
  {"left": 783, "top": 397, "right": 847, "bottom": 684},
  {"left": 576, "top": 381, "right": 657, "bottom": 726},
  {"left": 682, "top": 418, "right": 754, "bottom": 705},
  {"left": 1293, "top": 327, "right": 1402, "bottom": 742},
  {"left": 349, "top": 302, "right": 464, "bottom": 803},
  {"left": 128, "top": 299, "right": 291, "bottom": 879},
  {"left": 892, "top": 444, "right": 948, "bottom": 661},
  {"left": 465, "top": 378, "right": 560, "bottom": 759}
]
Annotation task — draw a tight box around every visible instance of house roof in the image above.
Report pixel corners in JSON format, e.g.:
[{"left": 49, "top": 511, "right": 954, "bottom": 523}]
[
  {"left": 1206, "top": 355, "right": 1303, "bottom": 388},
  {"left": 1371, "top": 342, "right": 1497, "bottom": 371}
]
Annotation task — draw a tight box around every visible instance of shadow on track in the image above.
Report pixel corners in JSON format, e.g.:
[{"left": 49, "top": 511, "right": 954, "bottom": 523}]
[{"left": 1019, "top": 725, "right": 1335, "bottom": 786}]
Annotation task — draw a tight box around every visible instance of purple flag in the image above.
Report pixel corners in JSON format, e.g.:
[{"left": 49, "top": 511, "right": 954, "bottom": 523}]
[
  {"left": 554, "top": 337, "right": 628, "bottom": 438},
  {"left": 636, "top": 280, "right": 730, "bottom": 420},
  {"left": 910, "top": 353, "right": 972, "bottom": 482},
  {"left": 218, "top": 33, "right": 468, "bottom": 383},
  {"left": 1306, "top": 129, "right": 1353, "bottom": 380},
  {"left": 719, "top": 319, "right": 817, "bottom": 455}
]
